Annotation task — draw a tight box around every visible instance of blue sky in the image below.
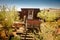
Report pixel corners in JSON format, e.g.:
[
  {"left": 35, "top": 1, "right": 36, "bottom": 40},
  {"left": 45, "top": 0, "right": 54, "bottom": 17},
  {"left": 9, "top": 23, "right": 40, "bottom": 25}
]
[{"left": 0, "top": 0, "right": 60, "bottom": 10}]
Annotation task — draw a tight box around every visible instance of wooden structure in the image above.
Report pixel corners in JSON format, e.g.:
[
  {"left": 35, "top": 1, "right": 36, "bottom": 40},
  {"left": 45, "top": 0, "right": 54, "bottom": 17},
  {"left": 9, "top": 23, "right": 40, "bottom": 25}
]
[{"left": 18, "top": 8, "right": 41, "bottom": 33}]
